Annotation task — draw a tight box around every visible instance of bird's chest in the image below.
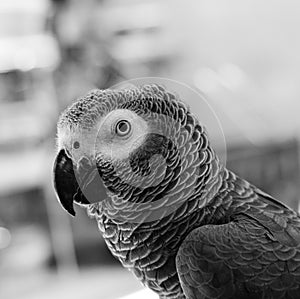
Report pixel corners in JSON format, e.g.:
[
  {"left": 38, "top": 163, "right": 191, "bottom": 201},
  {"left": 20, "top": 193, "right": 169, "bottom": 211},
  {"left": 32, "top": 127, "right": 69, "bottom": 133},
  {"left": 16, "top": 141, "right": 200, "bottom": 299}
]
[{"left": 98, "top": 218, "right": 187, "bottom": 298}]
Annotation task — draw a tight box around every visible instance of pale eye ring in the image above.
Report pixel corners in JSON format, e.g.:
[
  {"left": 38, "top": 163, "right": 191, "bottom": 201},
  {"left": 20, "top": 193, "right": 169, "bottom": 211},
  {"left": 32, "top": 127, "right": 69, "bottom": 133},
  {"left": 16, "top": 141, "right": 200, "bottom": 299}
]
[{"left": 115, "top": 120, "right": 131, "bottom": 136}]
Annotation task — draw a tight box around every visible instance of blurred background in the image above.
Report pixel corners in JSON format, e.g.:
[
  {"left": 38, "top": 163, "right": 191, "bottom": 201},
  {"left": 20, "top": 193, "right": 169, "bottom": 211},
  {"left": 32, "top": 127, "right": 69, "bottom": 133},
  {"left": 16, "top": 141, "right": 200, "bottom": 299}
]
[{"left": 1, "top": 0, "right": 300, "bottom": 298}]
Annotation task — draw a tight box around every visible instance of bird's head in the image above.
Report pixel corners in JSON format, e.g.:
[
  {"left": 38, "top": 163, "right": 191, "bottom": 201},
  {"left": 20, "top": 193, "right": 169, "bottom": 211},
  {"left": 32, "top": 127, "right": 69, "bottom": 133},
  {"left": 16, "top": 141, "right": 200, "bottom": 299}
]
[{"left": 53, "top": 84, "right": 222, "bottom": 222}]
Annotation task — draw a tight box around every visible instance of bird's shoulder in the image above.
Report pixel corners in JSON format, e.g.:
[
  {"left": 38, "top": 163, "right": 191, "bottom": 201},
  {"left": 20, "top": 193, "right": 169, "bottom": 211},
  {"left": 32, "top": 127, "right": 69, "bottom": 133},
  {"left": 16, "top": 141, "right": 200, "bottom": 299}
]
[{"left": 217, "top": 170, "right": 300, "bottom": 248}]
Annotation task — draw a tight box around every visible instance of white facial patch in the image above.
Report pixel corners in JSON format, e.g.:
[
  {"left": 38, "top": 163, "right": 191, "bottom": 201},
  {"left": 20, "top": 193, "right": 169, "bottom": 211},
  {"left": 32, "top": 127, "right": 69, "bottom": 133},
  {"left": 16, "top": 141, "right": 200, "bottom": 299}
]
[
  {"left": 95, "top": 109, "right": 149, "bottom": 162},
  {"left": 57, "top": 124, "right": 97, "bottom": 166}
]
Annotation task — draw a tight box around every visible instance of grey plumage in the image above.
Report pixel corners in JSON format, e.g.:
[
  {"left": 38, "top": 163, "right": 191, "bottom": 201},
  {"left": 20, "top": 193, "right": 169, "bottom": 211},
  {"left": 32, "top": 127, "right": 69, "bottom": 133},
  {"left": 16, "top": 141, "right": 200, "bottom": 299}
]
[{"left": 53, "top": 84, "right": 300, "bottom": 299}]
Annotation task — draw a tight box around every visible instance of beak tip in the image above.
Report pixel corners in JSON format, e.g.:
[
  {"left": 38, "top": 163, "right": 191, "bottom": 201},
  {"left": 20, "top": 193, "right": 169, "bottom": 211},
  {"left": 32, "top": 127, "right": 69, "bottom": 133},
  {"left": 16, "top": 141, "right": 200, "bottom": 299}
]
[
  {"left": 61, "top": 205, "right": 76, "bottom": 217},
  {"left": 54, "top": 191, "right": 76, "bottom": 217},
  {"left": 63, "top": 201, "right": 76, "bottom": 217},
  {"left": 69, "top": 209, "right": 76, "bottom": 217}
]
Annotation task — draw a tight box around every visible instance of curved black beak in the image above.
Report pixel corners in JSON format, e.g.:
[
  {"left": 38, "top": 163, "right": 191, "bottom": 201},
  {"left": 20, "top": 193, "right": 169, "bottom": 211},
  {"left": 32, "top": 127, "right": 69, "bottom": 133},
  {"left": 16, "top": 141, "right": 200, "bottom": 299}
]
[
  {"left": 53, "top": 149, "right": 108, "bottom": 216},
  {"left": 53, "top": 149, "right": 89, "bottom": 216}
]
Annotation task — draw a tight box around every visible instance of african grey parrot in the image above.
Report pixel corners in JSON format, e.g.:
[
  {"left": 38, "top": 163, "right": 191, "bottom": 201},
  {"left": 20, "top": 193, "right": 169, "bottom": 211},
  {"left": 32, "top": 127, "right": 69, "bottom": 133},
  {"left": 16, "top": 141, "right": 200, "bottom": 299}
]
[{"left": 53, "top": 84, "right": 300, "bottom": 299}]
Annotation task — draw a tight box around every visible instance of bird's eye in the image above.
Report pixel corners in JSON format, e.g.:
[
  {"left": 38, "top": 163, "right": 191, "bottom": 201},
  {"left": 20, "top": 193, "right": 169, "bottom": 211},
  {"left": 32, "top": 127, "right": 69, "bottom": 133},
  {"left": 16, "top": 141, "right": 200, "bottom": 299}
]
[
  {"left": 73, "top": 141, "right": 80, "bottom": 149},
  {"left": 115, "top": 120, "right": 131, "bottom": 136}
]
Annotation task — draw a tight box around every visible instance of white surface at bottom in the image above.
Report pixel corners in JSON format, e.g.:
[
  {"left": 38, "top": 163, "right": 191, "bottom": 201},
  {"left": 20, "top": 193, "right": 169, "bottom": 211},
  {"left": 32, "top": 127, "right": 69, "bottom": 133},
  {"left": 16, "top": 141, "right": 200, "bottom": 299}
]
[{"left": 118, "top": 289, "right": 158, "bottom": 299}]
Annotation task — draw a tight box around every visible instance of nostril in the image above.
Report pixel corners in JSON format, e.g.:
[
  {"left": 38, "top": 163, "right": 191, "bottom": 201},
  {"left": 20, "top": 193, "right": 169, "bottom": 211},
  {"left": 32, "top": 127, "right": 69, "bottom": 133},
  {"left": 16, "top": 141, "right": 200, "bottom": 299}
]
[{"left": 73, "top": 141, "right": 80, "bottom": 149}]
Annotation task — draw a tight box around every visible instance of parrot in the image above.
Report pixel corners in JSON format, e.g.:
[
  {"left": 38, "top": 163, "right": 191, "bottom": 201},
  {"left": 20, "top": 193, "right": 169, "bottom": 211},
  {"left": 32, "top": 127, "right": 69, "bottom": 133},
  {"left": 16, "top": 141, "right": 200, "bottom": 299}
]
[{"left": 53, "top": 84, "right": 300, "bottom": 299}]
